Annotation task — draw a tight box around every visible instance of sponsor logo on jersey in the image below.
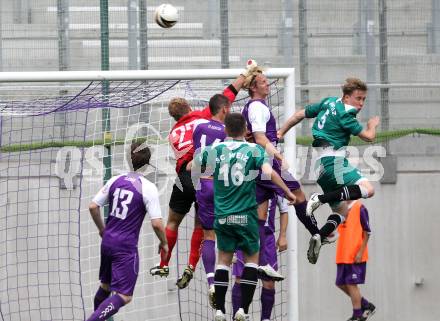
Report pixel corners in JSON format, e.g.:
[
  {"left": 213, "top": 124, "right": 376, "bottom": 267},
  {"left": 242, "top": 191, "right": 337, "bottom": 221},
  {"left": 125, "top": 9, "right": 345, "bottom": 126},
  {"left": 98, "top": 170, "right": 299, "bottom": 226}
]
[{"left": 226, "top": 215, "right": 248, "bottom": 226}]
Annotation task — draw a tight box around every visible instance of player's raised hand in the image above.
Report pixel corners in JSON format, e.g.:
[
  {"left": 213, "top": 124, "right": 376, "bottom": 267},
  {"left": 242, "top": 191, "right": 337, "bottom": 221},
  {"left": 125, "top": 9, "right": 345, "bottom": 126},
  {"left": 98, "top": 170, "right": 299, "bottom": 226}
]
[
  {"left": 242, "top": 59, "right": 265, "bottom": 89},
  {"left": 159, "top": 242, "right": 169, "bottom": 263},
  {"left": 367, "top": 116, "right": 380, "bottom": 128},
  {"left": 285, "top": 190, "right": 297, "bottom": 205},
  {"left": 241, "top": 59, "right": 258, "bottom": 78}
]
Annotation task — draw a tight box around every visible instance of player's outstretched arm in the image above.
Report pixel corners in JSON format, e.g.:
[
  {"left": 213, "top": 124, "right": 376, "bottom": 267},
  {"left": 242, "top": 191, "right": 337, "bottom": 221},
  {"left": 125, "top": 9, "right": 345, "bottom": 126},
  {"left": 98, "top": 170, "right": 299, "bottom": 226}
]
[
  {"left": 89, "top": 202, "right": 105, "bottom": 237},
  {"left": 261, "top": 163, "right": 296, "bottom": 204},
  {"left": 278, "top": 109, "right": 306, "bottom": 140},
  {"left": 151, "top": 218, "right": 169, "bottom": 262},
  {"left": 254, "top": 132, "right": 284, "bottom": 162},
  {"left": 358, "top": 116, "right": 380, "bottom": 142}
]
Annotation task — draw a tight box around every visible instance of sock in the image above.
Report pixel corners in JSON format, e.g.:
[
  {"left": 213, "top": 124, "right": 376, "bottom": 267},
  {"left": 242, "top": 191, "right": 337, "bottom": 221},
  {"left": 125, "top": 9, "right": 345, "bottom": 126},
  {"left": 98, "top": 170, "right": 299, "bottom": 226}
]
[
  {"left": 93, "top": 287, "right": 111, "bottom": 310},
  {"left": 189, "top": 227, "right": 203, "bottom": 268},
  {"left": 260, "top": 287, "right": 275, "bottom": 320},
  {"left": 214, "top": 266, "right": 229, "bottom": 314},
  {"left": 361, "top": 297, "right": 369, "bottom": 310},
  {"left": 232, "top": 282, "right": 241, "bottom": 317},
  {"left": 240, "top": 263, "right": 258, "bottom": 314},
  {"left": 86, "top": 294, "right": 125, "bottom": 321},
  {"left": 319, "top": 213, "right": 344, "bottom": 239},
  {"left": 318, "top": 185, "right": 368, "bottom": 204},
  {"left": 160, "top": 227, "right": 178, "bottom": 267},
  {"left": 201, "top": 239, "right": 216, "bottom": 286},
  {"left": 353, "top": 308, "right": 363, "bottom": 318},
  {"left": 294, "top": 201, "right": 320, "bottom": 235},
  {"left": 258, "top": 220, "right": 267, "bottom": 266}
]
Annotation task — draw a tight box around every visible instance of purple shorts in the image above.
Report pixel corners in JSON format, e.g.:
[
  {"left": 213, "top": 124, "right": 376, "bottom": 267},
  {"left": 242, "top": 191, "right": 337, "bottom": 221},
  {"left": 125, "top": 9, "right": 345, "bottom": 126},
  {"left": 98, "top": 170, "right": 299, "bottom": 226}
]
[
  {"left": 196, "top": 178, "right": 215, "bottom": 230},
  {"left": 256, "top": 159, "right": 301, "bottom": 204},
  {"left": 335, "top": 262, "right": 367, "bottom": 286},
  {"left": 233, "top": 232, "right": 278, "bottom": 278},
  {"left": 99, "top": 244, "right": 139, "bottom": 296}
]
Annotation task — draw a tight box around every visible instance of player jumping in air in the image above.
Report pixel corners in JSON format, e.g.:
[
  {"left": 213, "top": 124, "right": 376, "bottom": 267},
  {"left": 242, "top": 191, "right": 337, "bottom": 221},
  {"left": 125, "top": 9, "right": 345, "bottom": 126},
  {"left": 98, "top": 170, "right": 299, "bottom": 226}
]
[
  {"left": 191, "top": 93, "right": 231, "bottom": 308},
  {"left": 242, "top": 72, "right": 322, "bottom": 276},
  {"left": 195, "top": 113, "right": 296, "bottom": 321},
  {"left": 150, "top": 60, "right": 261, "bottom": 289},
  {"left": 86, "top": 142, "right": 168, "bottom": 321},
  {"left": 278, "top": 77, "right": 380, "bottom": 264}
]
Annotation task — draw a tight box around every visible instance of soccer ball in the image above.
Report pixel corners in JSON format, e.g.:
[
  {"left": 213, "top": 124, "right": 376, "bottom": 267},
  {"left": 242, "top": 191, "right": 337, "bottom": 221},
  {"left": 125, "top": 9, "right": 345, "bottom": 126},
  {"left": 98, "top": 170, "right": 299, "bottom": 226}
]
[{"left": 154, "top": 4, "right": 179, "bottom": 28}]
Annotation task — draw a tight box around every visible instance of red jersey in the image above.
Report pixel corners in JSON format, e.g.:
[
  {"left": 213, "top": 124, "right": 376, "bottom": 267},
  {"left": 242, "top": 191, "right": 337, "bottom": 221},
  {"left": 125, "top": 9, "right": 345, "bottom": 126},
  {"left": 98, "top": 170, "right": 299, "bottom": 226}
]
[{"left": 169, "top": 84, "right": 238, "bottom": 173}]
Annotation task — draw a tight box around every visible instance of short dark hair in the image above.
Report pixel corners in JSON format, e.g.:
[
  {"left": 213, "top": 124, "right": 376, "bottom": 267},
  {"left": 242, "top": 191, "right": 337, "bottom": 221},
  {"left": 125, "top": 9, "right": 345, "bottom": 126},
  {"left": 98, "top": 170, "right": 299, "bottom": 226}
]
[
  {"left": 209, "top": 94, "right": 230, "bottom": 115},
  {"left": 131, "top": 141, "right": 151, "bottom": 171},
  {"left": 225, "top": 113, "right": 246, "bottom": 137},
  {"left": 342, "top": 78, "right": 368, "bottom": 96}
]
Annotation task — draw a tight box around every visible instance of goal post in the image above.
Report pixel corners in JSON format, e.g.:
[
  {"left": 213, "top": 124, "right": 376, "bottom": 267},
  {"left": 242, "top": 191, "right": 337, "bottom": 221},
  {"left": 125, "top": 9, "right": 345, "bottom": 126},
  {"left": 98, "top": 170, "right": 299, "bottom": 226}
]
[{"left": 0, "top": 68, "right": 298, "bottom": 321}]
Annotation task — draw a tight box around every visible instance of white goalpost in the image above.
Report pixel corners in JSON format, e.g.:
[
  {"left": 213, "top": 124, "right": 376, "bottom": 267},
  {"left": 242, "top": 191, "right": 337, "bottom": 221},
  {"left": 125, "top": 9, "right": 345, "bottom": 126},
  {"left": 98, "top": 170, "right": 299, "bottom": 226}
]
[{"left": 0, "top": 68, "right": 298, "bottom": 321}]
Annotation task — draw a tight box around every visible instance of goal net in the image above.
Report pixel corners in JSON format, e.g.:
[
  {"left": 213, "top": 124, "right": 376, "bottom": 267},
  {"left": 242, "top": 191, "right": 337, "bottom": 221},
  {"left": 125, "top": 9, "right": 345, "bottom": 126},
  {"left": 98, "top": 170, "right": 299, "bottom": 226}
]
[{"left": 0, "top": 69, "right": 297, "bottom": 321}]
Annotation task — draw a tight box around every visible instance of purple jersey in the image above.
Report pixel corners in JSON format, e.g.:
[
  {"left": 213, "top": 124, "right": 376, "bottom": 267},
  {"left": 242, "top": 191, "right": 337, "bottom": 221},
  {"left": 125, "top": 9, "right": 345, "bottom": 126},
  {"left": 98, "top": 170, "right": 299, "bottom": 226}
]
[
  {"left": 242, "top": 99, "right": 278, "bottom": 144},
  {"left": 92, "top": 172, "right": 162, "bottom": 250},
  {"left": 193, "top": 119, "right": 227, "bottom": 151},
  {"left": 360, "top": 205, "right": 371, "bottom": 233}
]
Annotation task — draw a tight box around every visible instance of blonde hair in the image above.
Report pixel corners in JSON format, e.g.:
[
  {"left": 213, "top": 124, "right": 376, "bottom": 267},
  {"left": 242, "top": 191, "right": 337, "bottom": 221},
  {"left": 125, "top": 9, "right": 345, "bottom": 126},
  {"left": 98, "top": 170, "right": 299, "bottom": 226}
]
[
  {"left": 342, "top": 78, "right": 368, "bottom": 96},
  {"left": 168, "top": 97, "right": 191, "bottom": 121}
]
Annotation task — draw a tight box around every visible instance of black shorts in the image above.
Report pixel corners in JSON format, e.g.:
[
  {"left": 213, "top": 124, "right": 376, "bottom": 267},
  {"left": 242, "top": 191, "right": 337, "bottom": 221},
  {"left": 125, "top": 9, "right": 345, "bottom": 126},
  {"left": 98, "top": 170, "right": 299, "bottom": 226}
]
[{"left": 169, "top": 166, "right": 197, "bottom": 215}]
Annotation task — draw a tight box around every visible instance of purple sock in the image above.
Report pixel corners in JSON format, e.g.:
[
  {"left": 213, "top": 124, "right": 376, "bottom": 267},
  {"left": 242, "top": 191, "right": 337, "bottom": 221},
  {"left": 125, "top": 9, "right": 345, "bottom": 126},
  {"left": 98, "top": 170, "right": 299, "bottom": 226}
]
[
  {"left": 232, "top": 282, "right": 241, "bottom": 317},
  {"left": 353, "top": 308, "right": 363, "bottom": 318},
  {"left": 86, "top": 294, "right": 125, "bottom": 321},
  {"left": 294, "top": 201, "right": 320, "bottom": 235},
  {"left": 258, "top": 220, "right": 267, "bottom": 266},
  {"left": 93, "top": 287, "right": 111, "bottom": 310},
  {"left": 361, "top": 297, "right": 369, "bottom": 309},
  {"left": 201, "top": 239, "right": 216, "bottom": 286},
  {"left": 261, "top": 287, "right": 275, "bottom": 320}
]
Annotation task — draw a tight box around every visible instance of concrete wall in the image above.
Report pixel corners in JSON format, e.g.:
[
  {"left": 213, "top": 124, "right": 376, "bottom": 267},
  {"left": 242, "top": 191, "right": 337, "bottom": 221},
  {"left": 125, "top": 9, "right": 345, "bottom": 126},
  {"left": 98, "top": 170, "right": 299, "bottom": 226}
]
[{"left": 299, "top": 154, "right": 440, "bottom": 321}]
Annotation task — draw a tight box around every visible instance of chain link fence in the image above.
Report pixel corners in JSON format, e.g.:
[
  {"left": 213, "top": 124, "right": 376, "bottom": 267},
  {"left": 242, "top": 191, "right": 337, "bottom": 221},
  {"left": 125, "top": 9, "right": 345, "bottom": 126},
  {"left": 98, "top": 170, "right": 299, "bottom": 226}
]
[{"left": 0, "top": 0, "right": 439, "bottom": 140}]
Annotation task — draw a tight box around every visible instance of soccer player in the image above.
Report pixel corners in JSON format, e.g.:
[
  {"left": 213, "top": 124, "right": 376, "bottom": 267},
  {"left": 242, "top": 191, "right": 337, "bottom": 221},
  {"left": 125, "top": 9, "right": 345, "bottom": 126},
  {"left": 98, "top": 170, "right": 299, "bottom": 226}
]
[
  {"left": 241, "top": 72, "right": 321, "bottom": 271},
  {"left": 191, "top": 93, "right": 231, "bottom": 307},
  {"left": 150, "top": 60, "right": 261, "bottom": 289},
  {"left": 232, "top": 195, "right": 288, "bottom": 321},
  {"left": 335, "top": 200, "right": 375, "bottom": 321},
  {"left": 195, "top": 113, "right": 296, "bottom": 321},
  {"left": 278, "top": 77, "right": 380, "bottom": 264},
  {"left": 86, "top": 142, "right": 168, "bottom": 321}
]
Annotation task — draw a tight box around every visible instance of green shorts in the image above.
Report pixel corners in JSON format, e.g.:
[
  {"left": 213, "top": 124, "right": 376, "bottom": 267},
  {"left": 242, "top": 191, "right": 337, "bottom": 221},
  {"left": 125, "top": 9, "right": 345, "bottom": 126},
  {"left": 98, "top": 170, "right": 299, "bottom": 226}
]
[
  {"left": 315, "top": 156, "right": 365, "bottom": 208},
  {"left": 214, "top": 208, "right": 259, "bottom": 256}
]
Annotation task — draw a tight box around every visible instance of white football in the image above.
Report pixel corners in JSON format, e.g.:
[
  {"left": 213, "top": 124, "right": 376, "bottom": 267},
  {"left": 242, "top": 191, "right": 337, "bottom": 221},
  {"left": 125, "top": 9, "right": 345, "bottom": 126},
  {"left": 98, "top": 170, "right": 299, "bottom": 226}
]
[{"left": 154, "top": 4, "right": 179, "bottom": 28}]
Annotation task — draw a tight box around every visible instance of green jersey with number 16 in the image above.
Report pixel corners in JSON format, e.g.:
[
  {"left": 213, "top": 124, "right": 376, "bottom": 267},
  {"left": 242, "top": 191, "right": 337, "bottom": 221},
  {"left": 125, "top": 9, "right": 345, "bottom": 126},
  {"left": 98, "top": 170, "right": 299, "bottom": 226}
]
[
  {"left": 198, "top": 139, "right": 269, "bottom": 217},
  {"left": 305, "top": 96, "right": 363, "bottom": 150}
]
